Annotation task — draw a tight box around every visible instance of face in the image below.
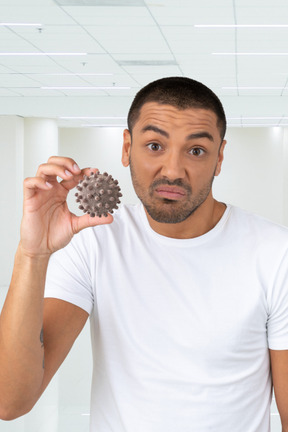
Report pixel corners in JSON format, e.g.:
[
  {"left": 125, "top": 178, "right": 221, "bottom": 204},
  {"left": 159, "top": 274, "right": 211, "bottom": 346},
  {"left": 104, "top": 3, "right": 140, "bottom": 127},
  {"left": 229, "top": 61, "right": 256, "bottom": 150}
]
[{"left": 122, "top": 102, "right": 226, "bottom": 225}]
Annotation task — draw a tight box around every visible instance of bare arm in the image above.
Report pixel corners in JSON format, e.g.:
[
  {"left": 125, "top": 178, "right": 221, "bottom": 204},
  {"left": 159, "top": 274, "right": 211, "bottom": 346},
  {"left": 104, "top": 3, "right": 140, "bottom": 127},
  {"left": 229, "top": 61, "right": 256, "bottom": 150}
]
[
  {"left": 0, "top": 156, "right": 112, "bottom": 420},
  {"left": 270, "top": 349, "right": 288, "bottom": 432}
]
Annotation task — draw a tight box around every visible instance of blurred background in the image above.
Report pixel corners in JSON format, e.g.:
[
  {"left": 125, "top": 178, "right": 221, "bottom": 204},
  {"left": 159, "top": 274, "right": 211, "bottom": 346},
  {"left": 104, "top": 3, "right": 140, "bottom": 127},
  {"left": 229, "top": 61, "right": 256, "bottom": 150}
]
[{"left": 0, "top": 0, "right": 288, "bottom": 430}]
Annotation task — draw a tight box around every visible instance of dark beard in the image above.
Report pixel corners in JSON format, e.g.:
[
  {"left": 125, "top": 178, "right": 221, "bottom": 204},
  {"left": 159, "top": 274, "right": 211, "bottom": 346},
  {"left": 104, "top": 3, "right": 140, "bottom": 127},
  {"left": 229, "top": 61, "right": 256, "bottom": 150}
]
[{"left": 129, "top": 159, "right": 215, "bottom": 224}]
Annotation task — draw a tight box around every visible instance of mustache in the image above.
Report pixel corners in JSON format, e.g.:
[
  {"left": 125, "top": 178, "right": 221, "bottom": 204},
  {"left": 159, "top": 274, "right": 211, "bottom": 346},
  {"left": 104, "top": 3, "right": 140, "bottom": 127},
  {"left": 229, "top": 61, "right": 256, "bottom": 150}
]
[{"left": 150, "top": 178, "right": 192, "bottom": 193}]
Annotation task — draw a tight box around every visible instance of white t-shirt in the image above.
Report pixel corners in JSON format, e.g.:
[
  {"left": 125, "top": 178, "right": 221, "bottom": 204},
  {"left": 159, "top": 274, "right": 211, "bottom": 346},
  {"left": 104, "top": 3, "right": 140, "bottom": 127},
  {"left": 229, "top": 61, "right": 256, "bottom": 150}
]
[{"left": 45, "top": 203, "right": 288, "bottom": 432}]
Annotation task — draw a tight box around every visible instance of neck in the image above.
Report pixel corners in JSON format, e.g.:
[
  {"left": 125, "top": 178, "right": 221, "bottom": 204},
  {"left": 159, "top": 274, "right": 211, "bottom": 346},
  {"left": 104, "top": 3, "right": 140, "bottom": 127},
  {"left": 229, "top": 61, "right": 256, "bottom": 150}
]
[{"left": 144, "top": 194, "right": 226, "bottom": 239}]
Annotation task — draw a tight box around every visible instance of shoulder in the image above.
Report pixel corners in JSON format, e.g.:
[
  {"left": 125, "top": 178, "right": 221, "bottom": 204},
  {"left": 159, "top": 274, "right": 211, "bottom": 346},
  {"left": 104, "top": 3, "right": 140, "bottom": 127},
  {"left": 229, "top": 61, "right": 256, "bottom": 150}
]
[
  {"left": 228, "top": 205, "right": 288, "bottom": 253},
  {"left": 230, "top": 205, "right": 288, "bottom": 233}
]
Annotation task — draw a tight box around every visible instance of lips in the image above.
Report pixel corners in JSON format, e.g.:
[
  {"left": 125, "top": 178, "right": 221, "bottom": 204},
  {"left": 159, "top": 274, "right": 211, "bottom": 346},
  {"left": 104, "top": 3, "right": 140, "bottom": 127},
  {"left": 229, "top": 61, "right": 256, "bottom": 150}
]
[{"left": 155, "top": 186, "right": 186, "bottom": 200}]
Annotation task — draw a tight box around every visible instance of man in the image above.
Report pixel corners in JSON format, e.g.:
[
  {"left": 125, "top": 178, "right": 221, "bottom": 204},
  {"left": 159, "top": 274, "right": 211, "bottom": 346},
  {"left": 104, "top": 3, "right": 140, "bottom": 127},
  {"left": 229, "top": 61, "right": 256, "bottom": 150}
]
[{"left": 0, "top": 77, "right": 288, "bottom": 431}]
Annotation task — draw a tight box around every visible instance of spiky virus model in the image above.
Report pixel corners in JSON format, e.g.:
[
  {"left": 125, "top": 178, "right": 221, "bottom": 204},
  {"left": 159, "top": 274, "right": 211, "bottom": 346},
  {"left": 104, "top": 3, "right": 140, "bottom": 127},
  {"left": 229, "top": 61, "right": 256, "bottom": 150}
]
[{"left": 75, "top": 171, "right": 122, "bottom": 217}]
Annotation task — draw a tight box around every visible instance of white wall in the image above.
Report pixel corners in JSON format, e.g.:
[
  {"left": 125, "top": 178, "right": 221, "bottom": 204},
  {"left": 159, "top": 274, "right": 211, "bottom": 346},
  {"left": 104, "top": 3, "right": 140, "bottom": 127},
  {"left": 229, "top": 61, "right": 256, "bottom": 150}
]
[
  {"left": 214, "top": 127, "right": 287, "bottom": 225},
  {"left": 0, "top": 116, "right": 24, "bottom": 288},
  {"left": 0, "top": 119, "right": 286, "bottom": 432}
]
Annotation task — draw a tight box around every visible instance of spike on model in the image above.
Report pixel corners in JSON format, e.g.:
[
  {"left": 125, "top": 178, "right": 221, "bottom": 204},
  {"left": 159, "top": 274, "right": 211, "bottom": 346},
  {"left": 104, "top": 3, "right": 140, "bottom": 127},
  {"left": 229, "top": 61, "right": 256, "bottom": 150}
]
[{"left": 75, "top": 171, "right": 122, "bottom": 217}]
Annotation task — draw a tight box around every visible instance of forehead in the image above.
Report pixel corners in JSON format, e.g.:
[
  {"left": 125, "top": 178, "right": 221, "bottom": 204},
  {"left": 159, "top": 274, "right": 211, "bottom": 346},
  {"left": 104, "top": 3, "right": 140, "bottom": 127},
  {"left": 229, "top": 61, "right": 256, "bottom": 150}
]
[{"left": 134, "top": 102, "right": 219, "bottom": 133}]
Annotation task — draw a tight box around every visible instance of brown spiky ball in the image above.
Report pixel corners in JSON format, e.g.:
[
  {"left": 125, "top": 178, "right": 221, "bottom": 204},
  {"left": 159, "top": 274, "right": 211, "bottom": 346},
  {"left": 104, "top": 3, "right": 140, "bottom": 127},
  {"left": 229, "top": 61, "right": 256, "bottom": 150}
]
[{"left": 75, "top": 171, "right": 122, "bottom": 217}]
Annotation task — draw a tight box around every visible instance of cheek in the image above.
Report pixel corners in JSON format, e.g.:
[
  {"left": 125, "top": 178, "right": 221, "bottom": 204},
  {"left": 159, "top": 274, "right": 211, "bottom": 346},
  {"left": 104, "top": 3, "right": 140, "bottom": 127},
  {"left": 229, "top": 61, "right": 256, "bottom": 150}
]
[{"left": 132, "top": 152, "right": 157, "bottom": 176}]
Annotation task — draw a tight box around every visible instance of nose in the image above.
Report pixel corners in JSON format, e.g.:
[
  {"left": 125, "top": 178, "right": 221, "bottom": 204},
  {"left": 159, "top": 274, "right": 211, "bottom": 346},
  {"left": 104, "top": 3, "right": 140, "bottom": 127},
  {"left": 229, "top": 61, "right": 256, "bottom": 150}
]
[{"left": 160, "top": 151, "right": 185, "bottom": 180}]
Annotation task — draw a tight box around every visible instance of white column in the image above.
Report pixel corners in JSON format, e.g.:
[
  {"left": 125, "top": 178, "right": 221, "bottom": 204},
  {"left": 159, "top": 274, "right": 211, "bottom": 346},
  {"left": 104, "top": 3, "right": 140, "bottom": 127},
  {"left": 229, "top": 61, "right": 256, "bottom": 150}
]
[
  {"left": 0, "top": 116, "right": 24, "bottom": 288},
  {"left": 24, "top": 118, "right": 58, "bottom": 179},
  {"left": 22, "top": 118, "right": 60, "bottom": 431}
]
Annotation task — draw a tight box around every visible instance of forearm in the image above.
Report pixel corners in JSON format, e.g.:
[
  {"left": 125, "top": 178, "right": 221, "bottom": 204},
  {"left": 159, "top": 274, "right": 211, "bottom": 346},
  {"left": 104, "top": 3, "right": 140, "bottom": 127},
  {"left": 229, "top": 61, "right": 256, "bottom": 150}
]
[{"left": 0, "top": 244, "right": 50, "bottom": 419}]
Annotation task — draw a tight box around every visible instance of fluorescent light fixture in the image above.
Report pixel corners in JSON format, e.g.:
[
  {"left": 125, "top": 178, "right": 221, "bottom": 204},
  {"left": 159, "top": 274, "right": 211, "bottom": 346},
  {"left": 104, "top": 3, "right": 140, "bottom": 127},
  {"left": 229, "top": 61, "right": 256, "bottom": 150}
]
[
  {"left": 0, "top": 22, "right": 42, "bottom": 27},
  {"left": 223, "top": 86, "right": 286, "bottom": 90},
  {"left": 60, "top": 116, "right": 126, "bottom": 119},
  {"left": 42, "top": 86, "right": 131, "bottom": 90},
  {"left": 213, "top": 52, "right": 288, "bottom": 56},
  {"left": 196, "top": 24, "right": 288, "bottom": 28},
  {"left": 0, "top": 52, "right": 87, "bottom": 56}
]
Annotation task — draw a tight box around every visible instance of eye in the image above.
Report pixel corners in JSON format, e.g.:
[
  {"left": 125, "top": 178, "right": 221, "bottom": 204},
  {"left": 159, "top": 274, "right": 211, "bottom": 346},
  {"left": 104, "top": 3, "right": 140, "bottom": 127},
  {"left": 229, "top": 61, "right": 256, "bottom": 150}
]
[
  {"left": 147, "top": 143, "right": 162, "bottom": 151},
  {"left": 189, "top": 147, "right": 205, "bottom": 156}
]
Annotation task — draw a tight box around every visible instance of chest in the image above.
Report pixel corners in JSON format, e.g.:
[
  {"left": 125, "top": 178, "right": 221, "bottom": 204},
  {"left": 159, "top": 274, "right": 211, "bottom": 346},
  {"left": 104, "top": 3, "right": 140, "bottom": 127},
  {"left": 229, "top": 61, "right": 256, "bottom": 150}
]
[{"left": 93, "top": 243, "right": 268, "bottom": 376}]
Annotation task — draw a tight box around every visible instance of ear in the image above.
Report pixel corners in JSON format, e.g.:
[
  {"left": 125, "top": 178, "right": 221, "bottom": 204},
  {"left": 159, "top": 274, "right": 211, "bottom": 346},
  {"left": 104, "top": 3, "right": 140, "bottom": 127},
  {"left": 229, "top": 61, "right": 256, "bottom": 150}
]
[
  {"left": 214, "top": 140, "right": 226, "bottom": 177},
  {"left": 122, "top": 129, "right": 132, "bottom": 167}
]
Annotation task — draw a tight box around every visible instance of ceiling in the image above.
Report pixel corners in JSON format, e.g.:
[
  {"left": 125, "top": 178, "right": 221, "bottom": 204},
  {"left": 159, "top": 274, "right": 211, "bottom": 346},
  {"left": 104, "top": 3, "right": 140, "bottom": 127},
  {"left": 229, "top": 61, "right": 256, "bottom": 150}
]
[{"left": 0, "top": 0, "right": 288, "bottom": 128}]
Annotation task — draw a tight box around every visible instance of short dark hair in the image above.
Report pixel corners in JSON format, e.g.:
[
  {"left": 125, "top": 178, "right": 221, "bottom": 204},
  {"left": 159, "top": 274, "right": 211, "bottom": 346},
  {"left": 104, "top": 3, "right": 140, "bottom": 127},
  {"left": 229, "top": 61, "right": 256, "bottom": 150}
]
[{"left": 127, "top": 76, "right": 226, "bottom": 140}]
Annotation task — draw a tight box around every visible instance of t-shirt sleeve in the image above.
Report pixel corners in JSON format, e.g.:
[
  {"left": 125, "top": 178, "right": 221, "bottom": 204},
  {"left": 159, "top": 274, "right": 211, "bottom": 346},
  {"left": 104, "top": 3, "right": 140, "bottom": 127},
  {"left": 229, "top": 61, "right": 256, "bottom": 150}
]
[
  {"left": 267, "top": 249, "right": 288, "bottom": 350},
  {"left": 44, "top": 232, "right": 94, "bottom": 315}
]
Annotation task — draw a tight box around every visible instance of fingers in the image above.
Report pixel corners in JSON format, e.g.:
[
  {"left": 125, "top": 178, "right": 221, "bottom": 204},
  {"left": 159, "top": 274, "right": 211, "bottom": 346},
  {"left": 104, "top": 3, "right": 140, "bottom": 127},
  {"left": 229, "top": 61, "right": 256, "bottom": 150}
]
[
  {"left": 23, "top": 176, "right": 53, "bottom": 200},
  {"left": 36, "top": 157, "right": 81, "bottom": 182},
  {"left": 60, "top": 167, "right": 99, "bottom": 191},
  {"left": 35, "top": 157, "right": 99, "bottom": 192},
  {"left": 71, "top": 212, "right": 113, "bottom": 235}
]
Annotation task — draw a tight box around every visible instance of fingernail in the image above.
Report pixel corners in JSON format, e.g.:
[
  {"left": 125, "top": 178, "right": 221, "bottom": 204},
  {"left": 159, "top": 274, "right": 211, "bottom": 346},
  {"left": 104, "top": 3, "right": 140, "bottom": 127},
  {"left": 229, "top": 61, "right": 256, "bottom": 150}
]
[
  {"left": 46, "top": 182, "right": 53, "bottom": 188},
  {"left": 73, "top": 163, "right": 80, "bottom": 172},
  {"left": 65, "top": 170, "right": 73, "bottom": 177}
]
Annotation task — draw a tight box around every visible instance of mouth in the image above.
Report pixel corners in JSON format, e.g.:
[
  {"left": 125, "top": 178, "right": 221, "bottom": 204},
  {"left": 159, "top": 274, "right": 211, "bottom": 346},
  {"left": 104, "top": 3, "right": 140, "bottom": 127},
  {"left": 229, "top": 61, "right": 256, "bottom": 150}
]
[{"left": 154, "top": 186, "right": 186, "bottom": 200}]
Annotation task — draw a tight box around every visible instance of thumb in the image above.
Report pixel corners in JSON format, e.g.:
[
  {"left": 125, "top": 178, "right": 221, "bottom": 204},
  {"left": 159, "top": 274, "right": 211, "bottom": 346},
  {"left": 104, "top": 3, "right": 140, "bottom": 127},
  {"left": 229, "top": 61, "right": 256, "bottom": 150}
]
[{"left": 71, "top": 213, "right": 114, "bottom": 234}]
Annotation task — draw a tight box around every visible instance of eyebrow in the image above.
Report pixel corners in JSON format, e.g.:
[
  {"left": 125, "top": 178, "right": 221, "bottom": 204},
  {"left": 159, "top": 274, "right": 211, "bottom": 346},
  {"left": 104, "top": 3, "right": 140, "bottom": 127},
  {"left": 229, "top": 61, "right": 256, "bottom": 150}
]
[
  {"left": 140, "top": 125, "right": 214, "bottom": 142},
  {"left": 141, "top": 125, "right": 169, "bottom": 138},
  {"left": 186, "top": 132, "right": 214, "bottom": 142}
]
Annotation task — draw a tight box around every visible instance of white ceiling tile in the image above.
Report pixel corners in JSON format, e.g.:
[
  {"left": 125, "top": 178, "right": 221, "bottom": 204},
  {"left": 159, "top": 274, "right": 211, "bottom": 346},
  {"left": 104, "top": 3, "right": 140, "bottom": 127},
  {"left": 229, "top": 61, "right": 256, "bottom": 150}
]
[
  {"left": 113, "top": 53, "right": 175, "bottom": 62},
  {"left": 0, "top": 64, "right": 13, "bottom": 73},
  {"left": 236, "top": 6, "right": 288, "bottom": 24},
  {"left": 86, "top": 25, "right": 170, "bottom": 54},
  {"left": 0, "top": 55, "right": 57, "bottom": 67},
  {"left": 0, "top": 6, "right": 75, "bottom": 25},
  {"left": 34, "top": 73, "right": 137, "bottom": 87},
  {"left": 0, "top": 0, "right": 287, "bottom": 124},
  {"left": 238, "top": 89, "right": 283, "bottom": 96},
  {"left": 63, "top": 6, "right": 155, "bottom": 25},
  {"left": 55, "top": 53, "right": 123, "bottom": 73},
  {"left": 20, "top": 34, "right": 105, "bottom": 54},
  {"left": 242, "top": 0, "right": 288, "bottom": 5},
  {"left": 0, "top": 88, "right": 21, "bottom": 96},
  {"left": 45, "top": 88, "right": 114, "bottom": 96},
  {"left": 0, "top": 73, "right": 42, "bottom": 86},
  {"left": 150, "top": 6, "right": 234, "bottom": 26},
  {"left": 0, "top": 40, "right": 37, "bottom": 51},
  {"left": 79, "top": 73, "right": 138, "bottom": 86},
  {"left": 148, "top": 0, "right": 232, "bottom": 5},
  {"left": 105, "top": 88, "right": 138, "bottom": 97},
  {"left": 0, "top": 27, "right": 14, "bottom": 37},
  {"left": 238, "top": 38, "right": 288, "bottom": 52},
  {"left": 0, "top": 0, "right": 55, "bottom": 5},
  {"left": 120, "top": 64, "right": 181, "bottom": 75},
  {"left": 124, "top": 74, "right": 165, "bottom": 87},
  {"left": 32, "top": 74, "right": 96, "bottom": 86},
  {"left": 13, "top": 87, "right": 65, "bottom": 96},
  {"left": 162, "top": 27, "right": 235, "bottom": 54},
  {"left": 237, "top": 75, "right": 287, "bottom": 87},
  {"left": 238, "top": 72, "right": 288, "bottom": 82},
  {"left": 1, "top": 64, "right": 73, "bottom": 74},
  {"left": 236, "top": 56, "right": 288, "bottom": 73},
  {"left": 176, "top": 54, "right": 236, "bottom": 75}
]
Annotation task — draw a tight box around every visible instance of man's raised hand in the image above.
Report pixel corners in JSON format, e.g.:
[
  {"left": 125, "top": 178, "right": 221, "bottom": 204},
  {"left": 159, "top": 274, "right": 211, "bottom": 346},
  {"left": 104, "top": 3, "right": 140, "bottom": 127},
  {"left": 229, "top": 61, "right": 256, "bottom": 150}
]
[{"left": 20, "top": 156, "right": 113, "bottom": 257}]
